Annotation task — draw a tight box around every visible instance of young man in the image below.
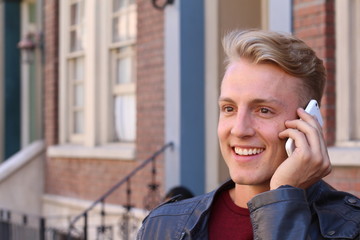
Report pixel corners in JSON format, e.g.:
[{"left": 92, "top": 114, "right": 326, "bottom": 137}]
[{"left": 137, "top": 30, "right": 360, "bottom": 239}]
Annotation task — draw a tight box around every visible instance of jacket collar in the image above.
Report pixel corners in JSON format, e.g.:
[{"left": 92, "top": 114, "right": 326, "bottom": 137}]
[{"left": 218, "top": 180, "right": 360, "bottom": 239}]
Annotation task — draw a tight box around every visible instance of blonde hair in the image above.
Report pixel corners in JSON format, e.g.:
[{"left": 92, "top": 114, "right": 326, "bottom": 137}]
[{"left": 222, "top": 29, "right": 326, "bottom": 106}]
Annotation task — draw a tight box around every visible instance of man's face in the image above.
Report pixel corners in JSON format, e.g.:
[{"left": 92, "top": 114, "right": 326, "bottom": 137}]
[{"left": 218, "top": 58, "right": 302, "bottom": 187}]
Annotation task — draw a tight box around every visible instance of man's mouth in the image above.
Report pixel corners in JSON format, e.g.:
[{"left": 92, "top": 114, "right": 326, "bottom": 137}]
[{"left": 234, "top": 147, "right": 264, "bottom": 156}]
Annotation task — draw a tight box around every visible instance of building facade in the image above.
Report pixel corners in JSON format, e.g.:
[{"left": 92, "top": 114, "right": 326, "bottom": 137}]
[{"left": 1, "top": 0, "right": 360, "bottom": 238}]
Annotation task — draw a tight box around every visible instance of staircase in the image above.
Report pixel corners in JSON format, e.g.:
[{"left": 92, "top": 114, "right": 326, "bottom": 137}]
[{"left": 0, "top": 142, "right": 174, "bottom": 240}]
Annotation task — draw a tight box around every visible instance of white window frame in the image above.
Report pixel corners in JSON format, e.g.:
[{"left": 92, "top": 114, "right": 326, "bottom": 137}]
[
  {"left": 59, "top": 0, "right": 88, "bottom": 145},
  {"left": 106, "top": 0, "right": 137, "bottom": 144},
  {"left": 51, "top": 0, "right": 136, "bottom": 160},
  {"left": 328, "top": 0, "right": 360, "bottom": 166},
  {"left": 109, "top": 46, "right": 136, "bottom": 142},
  {"left": 335, "top": 0, "right": 360, "bottom": 145}
]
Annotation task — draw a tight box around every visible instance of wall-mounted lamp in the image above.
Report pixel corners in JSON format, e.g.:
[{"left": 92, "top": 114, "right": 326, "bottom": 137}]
[
  {"left": 151, "top": 0, "right": 174, "bottom": 10},
  {"left": 17, "top": 32, "right": 39, "bottom": 63}
]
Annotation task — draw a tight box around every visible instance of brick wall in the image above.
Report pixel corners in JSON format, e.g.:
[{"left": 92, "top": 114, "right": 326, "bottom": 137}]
[
  {"left": 45, "top": 157, "right": 145, "bottom": 206},
  {"left": 293, "top": 0, "right": 336, "bottom": 146},
  {"left": 325, "top": 168, "right": 360, "bottom": 197},
  {"left": 44, "top": 0, "right": 166, "bottom": 208},
  {"left": 44, "top": 0, "right": 59, "bottom": 147},
  {"left": 293, "top": 0, "right": 360, "bottom": 197},
  {"left": 135, "top": 0, "right": 166, "bottom": 197}
]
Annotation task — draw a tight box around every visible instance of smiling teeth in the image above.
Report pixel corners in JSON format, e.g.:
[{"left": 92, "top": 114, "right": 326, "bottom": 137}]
[{"left": 234, "top": 147, "right": 264, "bottom": 156}]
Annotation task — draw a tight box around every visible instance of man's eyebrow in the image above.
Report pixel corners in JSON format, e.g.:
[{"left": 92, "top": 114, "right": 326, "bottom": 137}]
[
  {"left": 218, "top": 97, "right": 235, "bottom": 103},
  {"left": 250, "top": 98, "right": 285, "bottom": 106},
  {"left": 218, "top": 97, "right": 285, "bottom": 106}
]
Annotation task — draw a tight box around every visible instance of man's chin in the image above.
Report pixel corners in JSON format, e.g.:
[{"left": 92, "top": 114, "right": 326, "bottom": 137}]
[{"left": 231, "top": 175, "right": 271, "bottom": 187}]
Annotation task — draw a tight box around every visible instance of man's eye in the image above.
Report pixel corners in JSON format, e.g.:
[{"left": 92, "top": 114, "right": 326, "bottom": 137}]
[
  {"left": 259, "top": 107, "right": 270, "bottom": 114},
  {"left": 224, "top": 106, "right": 234, "bottom": 112}
]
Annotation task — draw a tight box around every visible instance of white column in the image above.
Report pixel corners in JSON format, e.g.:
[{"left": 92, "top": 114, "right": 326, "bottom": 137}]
[
  {"left": 204, "top": 0, "right": 220, "bottom": 192},
  {"left": 165, "top": 1, "right": 181, "bottom": 191}
]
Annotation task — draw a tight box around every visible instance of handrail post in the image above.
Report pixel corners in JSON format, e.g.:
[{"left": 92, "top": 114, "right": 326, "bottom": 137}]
[
  {"left": 6, "top": 211, "right": 11, "bottom": 239},
  {"left": 39, "top": 217, "right": 45, "bottom": 240},
  {"left": 125, "top": 178, "right": 132, "bottom": 240},
  {"left": 83, "top": 212, "right": 88, "bottom": 240}
]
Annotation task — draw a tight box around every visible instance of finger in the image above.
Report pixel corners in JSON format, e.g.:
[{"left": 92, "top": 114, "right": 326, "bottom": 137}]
[
  {"left": 284, "top": 118, "right": 322, "bottom": 153},
  {"left": 279, "top": 128, "right": 312, "bottom": 156},
  {"left": 297, "top": 108, "right": 323, "bottom": 131},
  {"left": 284, "top": 118, "right": 331, "bottom": 176}
]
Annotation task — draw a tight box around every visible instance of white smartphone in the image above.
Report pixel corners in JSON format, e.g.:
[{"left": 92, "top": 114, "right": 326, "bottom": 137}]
[{"left": 285, "top": 99, "right": 323, "bottom": 157}]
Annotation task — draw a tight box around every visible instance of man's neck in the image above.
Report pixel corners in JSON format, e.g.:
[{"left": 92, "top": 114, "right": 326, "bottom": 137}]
[{"left": 229, "top": 184, "right": 270, "bottom": 208}]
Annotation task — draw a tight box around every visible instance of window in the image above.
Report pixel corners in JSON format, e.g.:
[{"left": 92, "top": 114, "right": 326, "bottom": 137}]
[
  {"left": 336, "top": 0, "right": 360, "bottom": 146},
  {"left": 68, "top": 57, "right": 84, "bottom": 139},
  {"left": 327, "top": 0, "right": 360, "bottom": 166},
  {"left": 66, "top": 0, "right": 85, "bottom": 144},
  {"left": 55, "top": 0, "right": 137, "bottom": 159},
  {"left": 112, "top": 47, "right": 136, "bottom": 142},
  {"left": 110, "top": 0, "right": 137, "bottom": 142}
]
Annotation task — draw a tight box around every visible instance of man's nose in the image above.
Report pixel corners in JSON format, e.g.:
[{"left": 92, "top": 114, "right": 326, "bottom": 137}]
[{"left": 230, "top": 110, "right": 255, "bottom": 138}]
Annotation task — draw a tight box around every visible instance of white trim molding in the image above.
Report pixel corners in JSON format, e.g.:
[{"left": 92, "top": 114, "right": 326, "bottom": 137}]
[
  {"left": 204, "top": 0, "right": 220, "bottom": 192},
  {"left": 47, "top": 143, "right": 135, "bottom": 160},
  {"left": 328, "top": 146, "right": 360, "bottom": 167}
]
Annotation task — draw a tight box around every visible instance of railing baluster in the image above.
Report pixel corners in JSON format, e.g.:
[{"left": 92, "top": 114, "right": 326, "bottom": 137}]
[
  {"left": 101, "top": 199, "right": 105, "bottom": 227},
  {"left": 6, "top": 210, "right": 11, "bottom": 222},
  {"left": 126, "top": 177, "right": 132, "bottom": 212},
  {"left": 22, "top": 214, "right": 28, "bottom": 240},
  {"left": 126, "top": 178, "right": 132, "bottom": 240},
  {"left": 39, "top": 217, "right": 45, "bottom": 240},
  {"left": 143, "top": 156, "right": 161, "bottom": 210},
  {"left": 7, "top": 211, "right": 11, "bottom": 240},
  {"left": 83, "top": 212, "right": 88, "bottom": 240},
  {"left": 23, "top": 214, "right": 27, "bottom": 225}
]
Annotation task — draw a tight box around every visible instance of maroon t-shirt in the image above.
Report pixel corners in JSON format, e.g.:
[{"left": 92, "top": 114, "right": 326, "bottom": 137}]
[{"left": 208, "top": 190, "right": 253, "bottom": 240}]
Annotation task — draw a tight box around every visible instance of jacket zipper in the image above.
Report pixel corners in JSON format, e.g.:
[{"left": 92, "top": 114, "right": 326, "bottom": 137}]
[{"left": 179, "top": 231, "right": 186, "bottom": 240}]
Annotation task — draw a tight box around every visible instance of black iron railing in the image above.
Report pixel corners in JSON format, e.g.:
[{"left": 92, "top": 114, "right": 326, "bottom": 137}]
[
  {"left": 0, "top": 209, "right": 65, "bottom": 240},
  {"left": 0, "top": 142, "right": 173, "bottom": 240},
  {"left": 67, "top": 142, "right": 174, "bottom": 240},
  {"left": 0, "top": 209, "right": 40, "bottom": 239}
]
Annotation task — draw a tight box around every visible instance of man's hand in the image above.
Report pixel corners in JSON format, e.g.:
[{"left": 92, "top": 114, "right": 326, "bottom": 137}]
[{"left": 271, "top": 108, "right": 332, "bottom": 190}]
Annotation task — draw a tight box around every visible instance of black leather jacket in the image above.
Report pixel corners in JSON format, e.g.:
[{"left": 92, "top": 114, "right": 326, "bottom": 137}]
[{"left": 137, "top": 180, "right": 360, "bottom": 239}]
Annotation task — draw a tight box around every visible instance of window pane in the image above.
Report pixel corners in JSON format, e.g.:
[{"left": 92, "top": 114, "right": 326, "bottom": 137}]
[
  {"left": 114, "top": 95, "right": 136, "bottom": 142},
  {"left": 70, "top": 1, "right": 84, "bottom": 52},
  {"left": 128, "top": 9, "right": 137, "bottom": 39},
  {"left": 74, "top": 84, "right": 84, "bottom": 107},
  {"left": 112, "top": 0, "right": 137, "bottom": 43},
  {"left": 70, "top": 57, "right": 84, "bottom": 136},
  {"left": 73, "top": 57, "right": 84, "bottom": 80},
  {"left": 70, "top": 28, "right": 84, "bottom": 52},
  {"left": 119, "top": 14, "right": 127, "bottom": 41},
  {"left": 113, "top": 0, "right": 126, "bottom": 12},
  {"left": 70, "top": 30, "right": 77, "bottom": 51},
  {"left": 74, "top": 110, "right": 84, "bottom": 134},
  {"left": 70, "top": 3, "right": 79, "bottom": 25},
  {"left": 112, "top": 17, "right": 120, "bottom": 42},
  {"left": 116, "top": 56, "right": 132, "bottom": 84}
]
